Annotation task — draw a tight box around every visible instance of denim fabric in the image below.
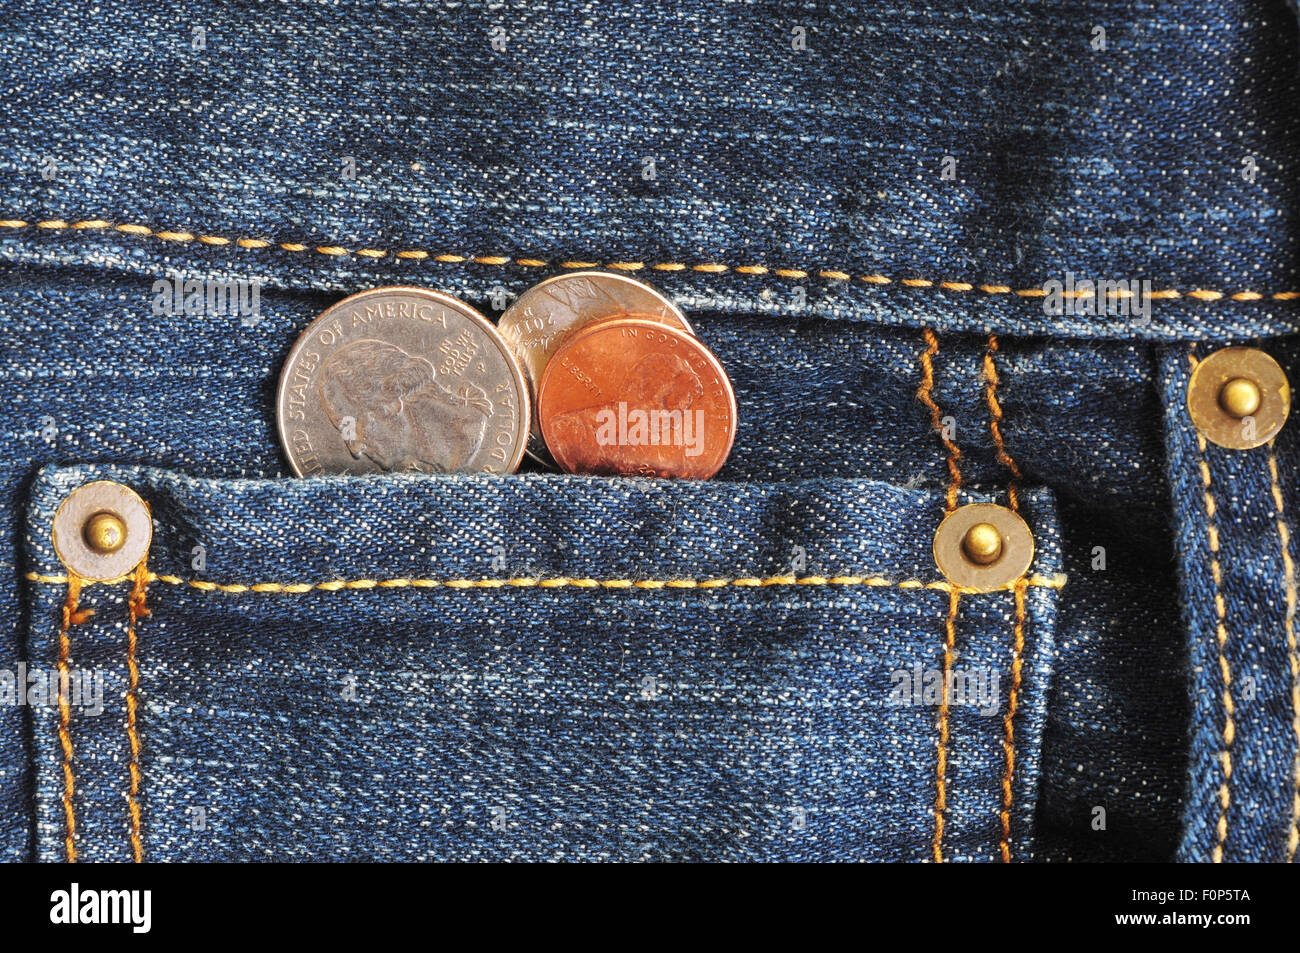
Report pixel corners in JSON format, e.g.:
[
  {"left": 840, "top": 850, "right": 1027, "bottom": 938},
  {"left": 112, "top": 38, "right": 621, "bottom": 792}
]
[
  {"left": 1160, "top": 342, "right": 1300, "bottom": 863},
  {"left": 23, "top": 465, "right": 1062, "bottom": 861},
  {"left": 0, "top": 1, "right": 1297, "bottom": 342},
  {"left": 0, "top": 0, "right": 1298, "bottom": 862}
]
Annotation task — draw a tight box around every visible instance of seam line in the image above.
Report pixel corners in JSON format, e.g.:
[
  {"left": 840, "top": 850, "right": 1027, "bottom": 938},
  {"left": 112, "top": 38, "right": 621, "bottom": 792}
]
[
  {"left": 918, "top": 328, "right": 963, "bottom": 513},
  {"left": 125, "top": 559, "right": 150, "bottom": 864},
  {"left": 4, "top": 218, "right": 1299, "bottom": 303},
  {"left": 984, "top": 335, "right": 1023, "bottom": 511},
  {"left": 934, "top": 587, "right": 959, "bottom": 863},
  {"left": 57, "top": 575, "right": 92, "bottom": 863},
  {"left": 986, "top": 332, "right": 1027, "bottom": 863},
  {"left": 1000, "top": 579, "right": 1028, "bottom": 862},
  {"left": 25, "top": 570, "right": 1066, "bottom": 595},
  {"left": 1267, "top": 442, "right": 1300, "bottom": 862},
  {"left": 919, "top": 327, "right": 964, "bottom": 863},
  {"left": 1188, "top": 348, "right": 1235, "bottom": 864}
]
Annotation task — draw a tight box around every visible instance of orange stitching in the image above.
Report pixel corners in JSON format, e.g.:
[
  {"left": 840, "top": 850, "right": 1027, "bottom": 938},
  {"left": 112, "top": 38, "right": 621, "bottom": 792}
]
[
  {"left": 919, "top": 328, "right": 964, "bottom": 863},
  {"left": 934, "top": 587, "right": 959, "bottom": 863},
  {"left": 985, "top": 332, "right": 1028, "bottom": 862},
  {"left": 918, "top": 329, "right": 963, "bottom": 514},
  {"left": 4, "top": 218, "right": 1298, "bottom": 302},
  {"left": 126, "top": 559, "right": 151, "bottom": 863},
  {"left": 25, "top": 568, "right": 1066, "bottom": 594},
  {"left": 999, "top": 578, "right": 1028, "bottom": 862},
  {"left": 984, "top": 335, "right": 1023, "bottom": 512},
  {"left": 1267, "top": 442, "right": 1300, "bottom": 862},
  {"left": 57, "top": 575, "right": 93, "bottom": 863},
  {"left": 1188, "top": 348, "right": 1235, "bottom": 863}
]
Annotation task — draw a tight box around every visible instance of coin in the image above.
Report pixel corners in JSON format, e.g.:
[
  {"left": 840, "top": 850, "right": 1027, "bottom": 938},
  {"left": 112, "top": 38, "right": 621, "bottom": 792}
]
[
  {"left": 537, "top": 318, "right": 736, "bottom": 479},
  {"left": 277, "top": 287, "right": 529, "bottom": 476},
  {"left": 496, "top": 272, "right": 693, "bottom": 464}
]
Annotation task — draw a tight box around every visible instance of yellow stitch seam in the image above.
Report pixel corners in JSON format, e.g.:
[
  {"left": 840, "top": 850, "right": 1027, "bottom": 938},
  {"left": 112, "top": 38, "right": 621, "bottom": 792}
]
[
  {"left": 1268, "top": 442, "right": 1300, "bottom": 863},
  {"left": 24, "top": 569, "right": 1063, "bottom": 593},
  {"left": 125, "top": 559, "right": 150, "bottom": 863},
  {"left": 919, "top": 325, "right": 964, "bottom": 864},
  {"left": 999, "top": 577, "right": 1028, "bottom": 862},
  {"left": 7, "top": 218, "right": 1298, "bottom": 299},
  {"left": 58, "top": 574, "right": 86, "bottom": 863},
  {"left": 1189, "top": 348, "right": 1235, "bottom": 864}
]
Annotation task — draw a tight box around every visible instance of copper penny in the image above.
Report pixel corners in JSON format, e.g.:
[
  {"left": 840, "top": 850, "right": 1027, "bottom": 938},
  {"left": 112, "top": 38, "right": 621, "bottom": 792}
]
[
  {"left": 496, "top": 272, "right": 693, "bottom": 465},
  {"left": 537, "top": 319, "right": 736, "bottom": 479}
]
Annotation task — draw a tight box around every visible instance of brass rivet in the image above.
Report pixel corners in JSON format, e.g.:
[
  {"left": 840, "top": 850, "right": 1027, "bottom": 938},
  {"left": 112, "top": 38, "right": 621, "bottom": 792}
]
[
  {"left": 933, "top": 503, "right": 1034, "bottom": 592},
  {"left": 1217, "top": 377, "right": 1262, "bottom": 419},
  {"left": 52, "top": 481, "right": 152, "bottom": 581},
  {"left": 961, "top": 522, "right": 1004, "bottom": 565},
  {"left": 1188, "top": 347, "right": 1290, "bottom": 450},
  {"left": 82, "top": 511, "right": 127, "bottom": 554}
]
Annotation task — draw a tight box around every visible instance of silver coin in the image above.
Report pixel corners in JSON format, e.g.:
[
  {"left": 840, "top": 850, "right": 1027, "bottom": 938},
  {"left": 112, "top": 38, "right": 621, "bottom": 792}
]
[
  {"left": 277, "top": 287, "right": 529, "bottom": 476},
  {"left": 496, "top": 272, "right": 692, "bottom": 464}
]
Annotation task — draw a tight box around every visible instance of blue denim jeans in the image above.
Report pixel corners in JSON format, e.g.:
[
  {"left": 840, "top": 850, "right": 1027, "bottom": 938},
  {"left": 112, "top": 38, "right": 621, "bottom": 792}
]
[{"left": 0, "top": 0, "right": 1297, "bottom": 862}]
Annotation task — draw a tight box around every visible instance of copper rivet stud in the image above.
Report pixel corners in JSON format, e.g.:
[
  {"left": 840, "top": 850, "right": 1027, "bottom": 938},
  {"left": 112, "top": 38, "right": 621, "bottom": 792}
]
[
  {"left": 52, "top": 481, "right": 151, "bottom": 582},
  {"left": 961, "top": 522, "right": 1004, "bottom": 566},
  {"left": 1188, "top": 347, "right": 1290, "bottom": 450},
  {"left": 934, "top": 503, "right": 1034, "bottom": 592},
  {"left": 1217, "top": 377, "right": 1262, "bottom": 419},
  {"left": 82, "top": 512, "right": 127, "bottom": 555}
]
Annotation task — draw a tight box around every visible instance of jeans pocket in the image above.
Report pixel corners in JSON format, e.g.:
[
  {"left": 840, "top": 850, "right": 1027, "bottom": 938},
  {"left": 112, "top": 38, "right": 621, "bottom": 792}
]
[{"left": 21, "top": 463, "right": 1063, "bottom": 862}]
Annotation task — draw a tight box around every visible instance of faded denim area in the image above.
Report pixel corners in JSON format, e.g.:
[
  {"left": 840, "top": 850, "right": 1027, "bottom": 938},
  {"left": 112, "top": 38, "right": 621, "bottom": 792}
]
[{"left": 0, "top": 0, "right": 1297, "bottom": 861}]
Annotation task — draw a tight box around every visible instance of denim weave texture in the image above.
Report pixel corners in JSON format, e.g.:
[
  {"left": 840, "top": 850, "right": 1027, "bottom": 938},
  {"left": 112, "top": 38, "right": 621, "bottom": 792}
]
[
  {"left": 0, "top": 0, "right": 1298, "bottom": 862},
  {"left": 23, "top": 465, "right": 1063, "bottom": 861}
]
